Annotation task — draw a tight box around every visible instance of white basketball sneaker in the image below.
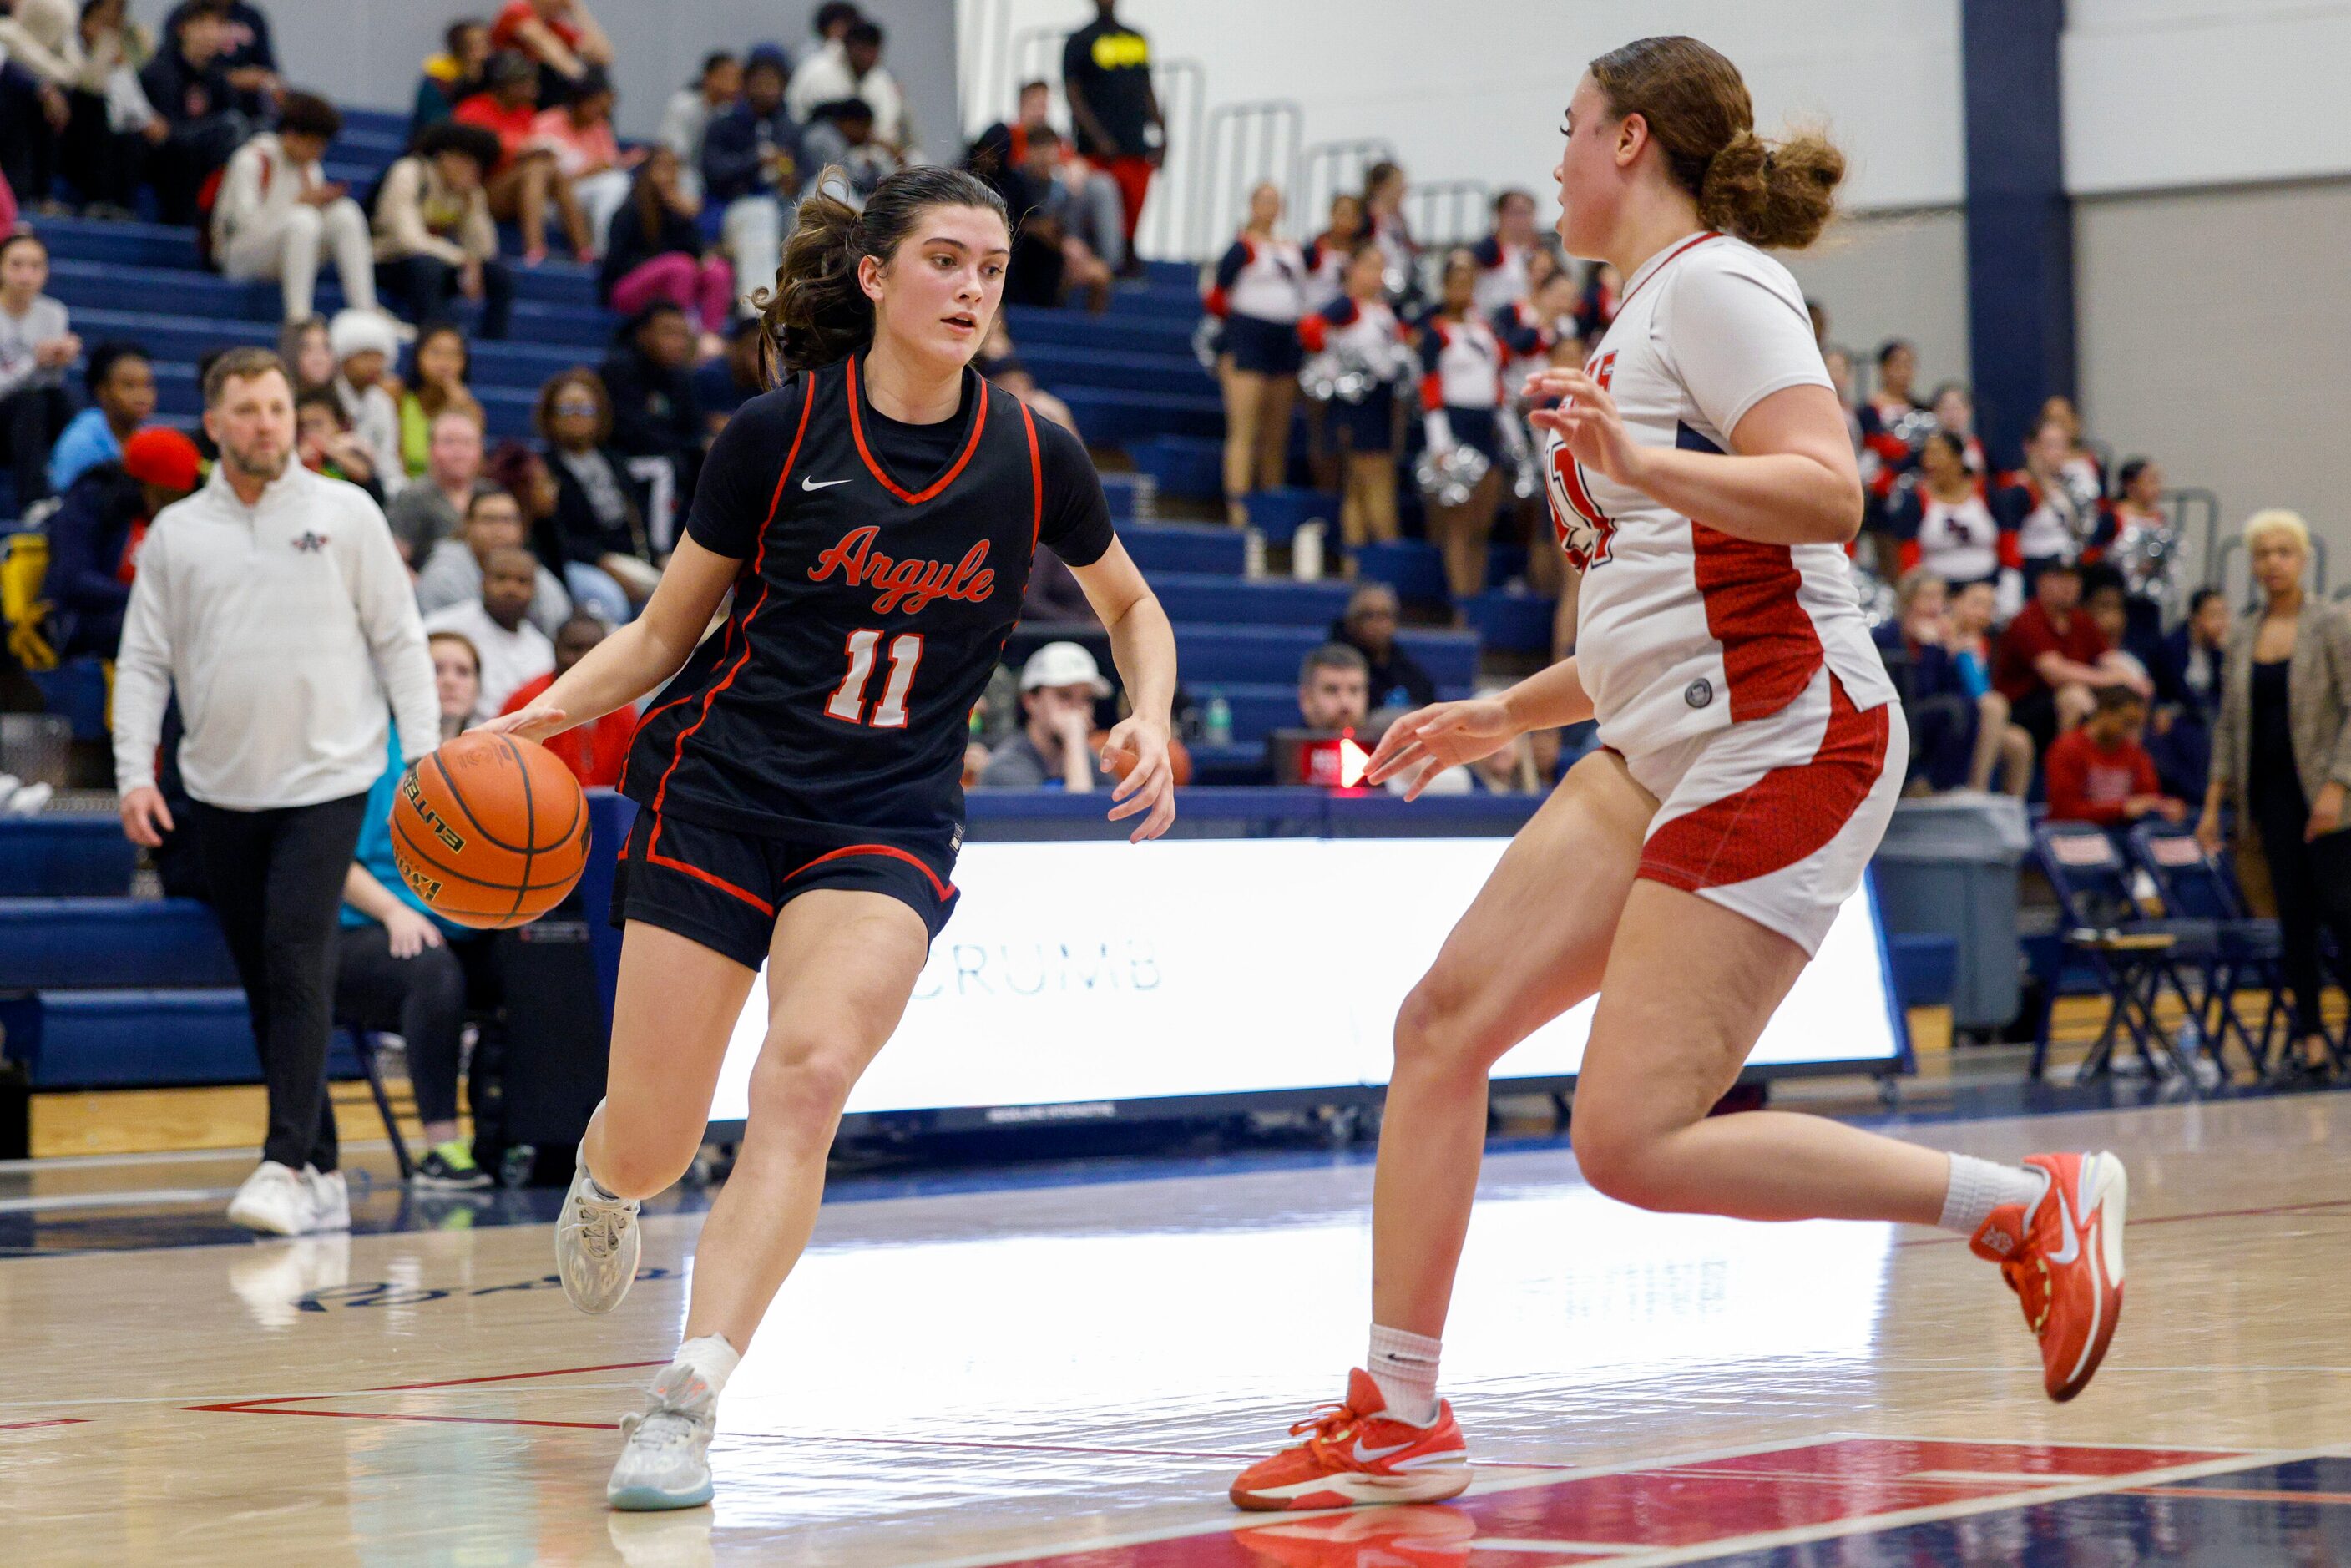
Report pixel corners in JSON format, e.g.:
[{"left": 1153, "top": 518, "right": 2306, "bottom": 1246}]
[
  {"left": 556, "top": 1142, "right": 640, "bottom": 1314},
  {"left": 305, "top": 1166, "right": 351, "bottom": 1232},
  {"left": 607, "top": 1358, "right": 720, "bottom": 1510},
  {"left": 227, "top": 1160, "right": 316, "bottom": 1237}
]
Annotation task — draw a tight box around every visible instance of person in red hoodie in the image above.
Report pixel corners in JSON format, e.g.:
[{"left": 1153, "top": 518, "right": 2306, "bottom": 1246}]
[
  {"left": 2044, "top": 685, "right": 2186, "bottom": 827},
  {"left": 499, "top": 612, "right": 635, "bottom": 784}
]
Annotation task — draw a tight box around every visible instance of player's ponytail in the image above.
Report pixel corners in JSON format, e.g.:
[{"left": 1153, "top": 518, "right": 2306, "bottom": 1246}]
[
  {"left": 756, "top": 164, "right": 1013, "bottom": 383},
  {"left": 1588, "top": 35, "right": 1844, "bottom": 252}
]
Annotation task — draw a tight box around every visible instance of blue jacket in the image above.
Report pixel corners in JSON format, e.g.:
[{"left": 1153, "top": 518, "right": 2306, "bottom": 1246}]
[
  {"left": 43, "top": 462, "right": 143, "bottom": 655},
  {"left": 700, "top": 103, "right": 802, "bottom": 206},
  {"left": 47, "top": 409, "right": 123, "bottom": 496}
]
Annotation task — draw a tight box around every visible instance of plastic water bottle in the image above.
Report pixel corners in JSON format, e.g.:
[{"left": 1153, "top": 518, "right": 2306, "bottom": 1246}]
[
  {"left": 1242, "top": 528, "right": 1268, "bottom": 581},
  {"left": 1203, "top": 691, "right": 1234, "bottom": 747},
  {"left": 1292, "top": 521, "right": 1326, "bottom": 581}
]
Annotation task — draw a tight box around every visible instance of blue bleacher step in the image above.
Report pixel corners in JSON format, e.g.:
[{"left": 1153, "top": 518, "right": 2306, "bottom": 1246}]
[
  {"left": 1129, "top": 434, "right": 1222, "bottom": 501},
  {"left": 0, "top": 989, "right": 366, "bottom": 1089},
  {"left": 1243, "top": 488, "right": 1341, "bottom": 544},
  {"left": 1351, "top": 540, "right": 1449, "bottom": 606},
  {"left": 1057, "top": 387, "right": 1221, "bottom": 446},
  {"left": 1097, "top": 471, "right": 1152, "bottom": 522},
  {"left": 1119, "top": 524, "right": 1243, "bottom": 576},
  {"left": 1174, "top": 622, "right": 1478, "bottom": 688},
  {"left": 47, "top": 260, "right": 612, "bottom": 343},
  {"left": 1460, "top": 590, "right": 1557, "bottom": 654},
  {"left": 0, "top": 819, "right": 139, "bottom": 898},
  {"left": 0, "top": 898, "right": 239, "bottom": 990},
  {"left": 1004, "top": 305, "right": 1192, "bottom": 357},
  {"left": 1020, "top": 343, "right": 1211, "bottom": 396},
  {"left": 24, "top": 660, "right": 107, "bottom": 744},
  {"left": 1150, "top": 573, "right": 1352, "bottom": 629}
]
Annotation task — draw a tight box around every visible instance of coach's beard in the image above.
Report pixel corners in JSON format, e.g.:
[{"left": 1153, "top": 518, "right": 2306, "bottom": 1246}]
[{"left": 222, "top": 443, "right": 290, "bottom": 484}]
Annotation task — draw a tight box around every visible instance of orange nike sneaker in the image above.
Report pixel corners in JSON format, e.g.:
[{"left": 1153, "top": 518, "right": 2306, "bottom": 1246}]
[
  {"left": 1970, "top": 1151, "right": 2128, "bottom": 1402},
  {"left": 1230, "top": 1369, "right": 1472, "bottom": 1512}
]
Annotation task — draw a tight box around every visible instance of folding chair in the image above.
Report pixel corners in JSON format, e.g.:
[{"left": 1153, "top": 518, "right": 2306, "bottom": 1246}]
[
  {"left": 2030, "top": 821, "right": 2216, "bottom": 1085},
  {"left": 342, "top": 1029, "right": 416, "bottom": 1181},
  {"left": 2127, "top": 822, "right": 2292, "bottom": 1076}
]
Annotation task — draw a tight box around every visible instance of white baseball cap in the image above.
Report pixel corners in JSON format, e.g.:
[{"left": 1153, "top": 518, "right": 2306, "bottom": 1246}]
[{"left": 1019, "top": 640, "right": 1110, "bottom": 695}]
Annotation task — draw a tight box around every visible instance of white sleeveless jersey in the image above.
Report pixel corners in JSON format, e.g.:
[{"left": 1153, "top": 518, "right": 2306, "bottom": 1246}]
[{"left": 1544, "top": 232, "right": 1896, "bottom": 754}]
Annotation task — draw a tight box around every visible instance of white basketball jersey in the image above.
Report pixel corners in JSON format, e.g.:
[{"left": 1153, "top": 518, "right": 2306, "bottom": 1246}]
[{"left": 1543, "top": 232, "right": 1895, "bottom": 754}]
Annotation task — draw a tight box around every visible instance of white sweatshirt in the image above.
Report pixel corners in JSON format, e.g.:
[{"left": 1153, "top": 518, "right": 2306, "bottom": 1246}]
[
  {"left": 210, "top": 134, "right": 326, "bottom": 255},
  {"left": 113, "top": 462, "right": 438, "bottom": 810}
]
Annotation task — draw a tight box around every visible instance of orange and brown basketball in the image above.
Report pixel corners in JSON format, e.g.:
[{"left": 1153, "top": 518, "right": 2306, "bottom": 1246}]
[{"left": 389, "top": 732, "right": 589, "bottom": 929}]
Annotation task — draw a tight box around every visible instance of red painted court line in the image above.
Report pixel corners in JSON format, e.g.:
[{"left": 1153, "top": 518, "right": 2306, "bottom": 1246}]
[
  {"left": 356, "top": 1359, "right": 665, "bottom": 1394},
  {"left": 0, "top": 1418, "right": 88, "bottom": 1431},
  {"left": 1897, "top": 1192, "right": 2351, "bottom": 1247},
  {"left": 181, "top": 1359, "right": 668, "bottom": 1428},
  {"left": 202, "top": 1407, "right": 615, "bottom": 1432}
]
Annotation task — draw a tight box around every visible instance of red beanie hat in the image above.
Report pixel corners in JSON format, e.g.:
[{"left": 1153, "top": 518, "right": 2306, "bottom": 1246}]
[{"left": 120, "top": 427, "right": 204, "bottom": 493}]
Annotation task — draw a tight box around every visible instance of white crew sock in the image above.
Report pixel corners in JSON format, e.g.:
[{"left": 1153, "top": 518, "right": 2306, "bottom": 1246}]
[
  {"left": 665, "top": 1333, "right": 741, "bottom": 1404},
  {"left": 1366, "top": 1323, "right": 1442, "bottom": 1427},
  {"left": 1937, "top": 1153, "right": 2048, "bottom": 1237}
]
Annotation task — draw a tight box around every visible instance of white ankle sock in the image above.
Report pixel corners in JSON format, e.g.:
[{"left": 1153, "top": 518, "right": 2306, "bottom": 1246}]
[
  {"left": 1366, "top": 1323, "right": 1442, "bottom": 1427},
  {"left": 668, "top": 1333, "right": 740, "bottom": 1401},
  {"left": 1938, "top": 1154, "right": 2046, "bottom": 1236}
]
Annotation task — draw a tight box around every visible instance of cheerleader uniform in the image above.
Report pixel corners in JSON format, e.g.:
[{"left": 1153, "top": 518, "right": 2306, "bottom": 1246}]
[
  {"left": 1996, "top": 469, "right": 2097, "bottom": 585},
  {"left": 1297, "top": 295, "right": 1408, "bottom": 453},
  {"left": 1857, "top": 393, "right": 1932, "bottom": 516},
  {"left": 1888, "top": 480, "right": 2016, "bottom": 589},
  {"left": 1301, "top": 232, "right": 1352, "bottom": 315},
  {"left": 1489, "top": 296, "right": 1555, "bottom": 400},
  {"left": 1416, "top": 314, "right": 1506, "bottom": 467},
  {"left": 1206, "top": 231, "right": 1307, "bottom": 376},
  {"left": 1468, "top": 232, "right": 1531, "bottom": 318}
]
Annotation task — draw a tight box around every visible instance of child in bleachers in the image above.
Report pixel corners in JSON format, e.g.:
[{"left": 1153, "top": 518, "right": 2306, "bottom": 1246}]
[
  {"left": 328, "top": 308, "right": 404, "bottom": 497},
  {"left": 212, "top": 91, "right": 381, "bottom": 326},
  {"left": 295, "top": 388, "right": 386, "bottom": 503},
  {"left": 137, "top": 3, "right": 246, "bottom": 226},
  {"left": 2045, "top": 685, "right": 2183, "bottom": 827},
  {"left": 47, "top": 341, "right": 154, "bottom": 496},
  {"left": 279, "top": 316, "right": 335, "bottom": 398},
  {"left": 533, "top": 367, "right": 654, "bottom": 616},
  {"left": 456, "top": 51, "right": 579, "bottom": 266},
  {"left": 0, "top": 232, "right": 79, "bottom": 509}
]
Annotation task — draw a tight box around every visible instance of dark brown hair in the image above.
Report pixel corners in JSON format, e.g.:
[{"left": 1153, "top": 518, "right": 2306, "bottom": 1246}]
[
  {"left": 203, "top": 346, "right": 290, "bottom": 406},
  {"left": 756, "top": 164, "right": 1011, "bottom": 382},
  {"left": 1587, "top": 35, "right": 1843, "bottom": 251},
  {"left": 533, "top": 367, "right": 612, "bottom": 447}
]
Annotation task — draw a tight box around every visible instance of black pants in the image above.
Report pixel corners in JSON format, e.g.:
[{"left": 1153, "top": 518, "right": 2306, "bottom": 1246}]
[
  {"left": 2251, "top": 773, "right": 2351, "bottom": 1039},
  {"left": 60, "top": 91, "right": 147, "bottom": 210},
  {"left": 0, "top": 72, "right": 59, "bottom": 204},
  {"left": 0, "top": 386, "right": 72, "bottom": 508},
  {"left": 148, "top": 114, "right": 246, "bottom": 226},
  {"left": 376, "top": 255, "right": 514, "bottom": 341},
  {"left": 333, "top": 924, "right": 498, "bottom": 1126},
  {"left": 190, "top": 793, "right": 369, "bottom": 1172}
]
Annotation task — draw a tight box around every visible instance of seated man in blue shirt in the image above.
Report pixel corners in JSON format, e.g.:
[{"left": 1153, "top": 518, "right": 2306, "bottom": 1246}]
[
  {"left": 48, "top": 344, "right": 156, "bottom": 496},
  {"left": 974, "top": 641, "right": 1114, "bottom": 791}
]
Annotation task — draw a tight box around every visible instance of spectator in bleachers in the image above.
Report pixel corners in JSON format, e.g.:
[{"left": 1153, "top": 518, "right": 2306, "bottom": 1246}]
[
  {"left": 327, "top": 307, "right": 403, "bottom": 496},
  {"left": 210, "top": 90, "right": 380, "bottom": 325},
  {"left": 601, "top": 299, "right": 704, "bottom": 506},
  {"left": 1298, "top": 243, "right": 1405, "bottom": 550},
  {"left": 1876, "top": 569, "right": 1976, "bottom": 796},
  {"left": 422, "top": 543, "right": 554, "bottom": 721},
  {"left": 160, "top": 0, "right": 274, "bottom": 118},
  {"left": 415, "top": 482, "right": 569, "bottom": 635},
  {"left": 1364, "top": 160, "right": 1414, "bottom": 299},
  {"left": 1991, "top": 557, "right": 2146, "bottom": 756},
  {"left": 2038, "top": 393, "right": 2106, "bottom": 498},
  {"left": 791, "top": 2, "right": 860, "bottom": 74},
  {"left": 137, "top": 2, "right": 246, "bottom": 225},
  {"left": 0, "top": 0, "right": 73, "bottom": 210},
  {"left": 2197, "top": 510, "right": 2351, "bottom": 1070},
  {"left": 47, "top": 340, "right": 154, "bottom": 494},
  {"left": 972, "top": 78, "right": 1129, "bottom": 278},
  {"left": 600, "top": 146, "right": 734, "bottom": 346},
  {"left": 55, "top": 0, "right": 166, "bottom": 220},
  {"left": 1469, "top": 188, "right": 1538, "bottom": 316},
  {"left": 1060, "top": 0, "right": 1160, "bottom": 260},
  {"left": 487, "top": 0, "right": 611, "bottom": 112},
  {"left": 1003, "top": 125, "right": 1113, "bottom": 311},
  {"left": 1929, "top": 381, "right": 1985, "bottom": 474},
  {"left": 279, "top": 314, "right": 334, "bottom": 398},
  {"left": 1297, "top": 642, "right": 1371, "bottom": 735},
  {"left": 1205, "top": 180, "right": 1305, "bottom": 529},
  {"left": 701, "top": 45, "right": 801, "bottom": 317},
  {"left": 1999, "top": 416, "right": 2099, "bottom": 586},
  {"left": 528, "top": 64, "right": 634, "bottom": 258},
  {"left": 801, "top": 98, "right": 893, "bottom": 210},
  {"left": 2045, "top": 685, "right": 2182, "bottom": 827},
  {"left": 974, "top": 316, "right": 1079, "bottom": 436},
  {"left": 659, "top": 50, "right": 738, "bottom": 205},
  {"left": 455, "top": 52, "right": 574, "bottom": 266},
  {"left": 410, "top": 18, "right": 491, "bottom": 139},
  {"left": 788, "top": 18, "right": 916, "bottom": 164},
  {"left": 2097, "top": 455, "right": 2167, "bottom": 560},
  {"left": 1418, "top": 247, "right": 1508, "bottom": 600},
  {"left": 294, "top": 387, "right": 384, "bottom": 503},
  {"left": 2156, "top": 585, "right": 2228, "bottom": 731},
  {"left": 0, "top": 232, "right": 78, "bottom": 508},
  {"left": 1946, "top": 577, "right": 2035, "bottom": 797},
  {"left": 372, "top": 122, "right": 513, "bottom": 341},
  {"left": 1330, "top": 583, "right": 1435, "bottom": 711},
  {"left": 1888, "top": 429, "right": 2010, "bottom": 592},
  {"left": 333, "top": 627, "right": 497, "bottom": 1190},
  {"left": 694, "top": 316, "right": 766, "bottom": 432},
  {"left": 498, "top": 612, "right": 634, "bottom": 785},
  {"left": 2081, "top": 564, "right": 2160, "bottom": 685},
  {"left": 975, "top": 640, "right": 1115, "bottom": 792},
  {"left": 43, "top": 425, "right": 200, "bottom": 658},
  {"left": 533, "top": 367, "right": 652, "bottom": 616},
  {"left": 387, "top": 407, "right": 487, "bottom": 562},
  {"left": 396, "top": 323, "right": 483, "bottom": 481}
]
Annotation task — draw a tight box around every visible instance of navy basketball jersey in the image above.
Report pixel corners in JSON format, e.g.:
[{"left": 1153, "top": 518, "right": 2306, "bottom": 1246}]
[{"left": 623, "top": 353, "right": 1115, "bottom": 850}]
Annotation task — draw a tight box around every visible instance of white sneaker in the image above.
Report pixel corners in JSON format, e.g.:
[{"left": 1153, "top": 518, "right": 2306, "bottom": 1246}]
[
  {"left": 607, "top": 1359, "right": 719, "bottom": 1510},
  {"left": 227, "top": 1161, "right": 316, "bottom": 1237},
  {"left": 555, "top": 1142, "right": 640, "bottom": 1314},
  {"left": 228, "top": 1232, "right": 352, "bottom": 1328},
  {"left": 304, "top": 1166, "right": 351, "bottom": 1232}
]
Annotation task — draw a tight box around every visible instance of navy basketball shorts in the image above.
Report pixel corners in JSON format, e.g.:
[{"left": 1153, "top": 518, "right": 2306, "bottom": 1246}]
[{"left": 611, "top": 808, "right": 960, "bottom": 970}]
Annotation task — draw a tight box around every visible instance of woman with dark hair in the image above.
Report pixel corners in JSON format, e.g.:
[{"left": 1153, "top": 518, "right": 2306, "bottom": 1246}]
[
  {"left": 599, "top": 144, "right": 735, "bottom": 344},
  {"left": 1416, "top": 246, "right": 1508, "bottom": 599},
  {"left": 1234, "top": 35, "right": 2122, "bottom": 1514},
  {"left": 1888, "top": 427, "right": 2013, "bottom": 592},
  {"left": 1203, "top": 180, "right": 1307, "bottom": 529},
  {"left": 533, "top": 367, "right": 651, "bottom": 617},
  {"left": 396, "top": 322, "right": 483, "bottom": 480},
  {"left": 483, "top": 163, "right": 1177, "bottom": 1510}
]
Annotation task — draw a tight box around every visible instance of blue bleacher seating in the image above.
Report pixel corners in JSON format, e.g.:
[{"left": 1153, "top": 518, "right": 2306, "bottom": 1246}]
[
  {"left": 0, "top": 898, "right": 238, "bottom": 990},
  {"left": 1242, "top": 488, "right": 1341, "bottom": 544},
  {"left": 1176, "top": 623, "right": 1477, "bottom": 689},
  {"left": 0, "top": 820, "right": 138, "bottom": 898},
  {"left": 1460, "top": 591, "right": 1556, "bottom": 654},
  {"left": 1150, "top": 574, "right": 1352, "bottom": 628},
  {"left": 1351, "top": 541, "right": 1450, "bottom": 606},
  {"left": 0, "top": 989, "right": 366, "bottom": 1088},
  {"left": 1129, "top": 435, "right": 1224, "bottom": 500},
  {"left": 1119, "top": 524, "right": 1245, "bottom": 576}
]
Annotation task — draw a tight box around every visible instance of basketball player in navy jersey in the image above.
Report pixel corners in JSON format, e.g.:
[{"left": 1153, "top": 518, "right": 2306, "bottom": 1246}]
[{"left": 484, "top": 165, "right": 1179, "bottom": 1510}]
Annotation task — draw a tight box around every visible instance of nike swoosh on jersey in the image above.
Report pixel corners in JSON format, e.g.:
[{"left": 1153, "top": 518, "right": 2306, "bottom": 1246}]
[{"left": 802, "top": 476, "right": 852, "bottom": 491}]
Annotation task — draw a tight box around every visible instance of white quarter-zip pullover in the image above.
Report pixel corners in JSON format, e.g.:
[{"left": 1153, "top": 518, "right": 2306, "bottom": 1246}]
[{"left": 113, "top": 462, "right": 438, "bottom": 809}]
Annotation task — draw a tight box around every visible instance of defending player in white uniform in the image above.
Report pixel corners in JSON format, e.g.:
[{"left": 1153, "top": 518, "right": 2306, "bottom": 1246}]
[{"left": 1231, "top": 35, "right": 2129, "bottom": 1515}]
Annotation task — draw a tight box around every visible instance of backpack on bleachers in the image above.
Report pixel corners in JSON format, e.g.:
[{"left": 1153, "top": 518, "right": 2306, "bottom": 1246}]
[{"left": 0, "top": 531, "right": 58, "bottom": 673}]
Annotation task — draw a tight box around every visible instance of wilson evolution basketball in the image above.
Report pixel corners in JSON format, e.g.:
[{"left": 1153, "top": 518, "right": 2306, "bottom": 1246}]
[{"left": 390, "top": 732, "right": 589, "bottom": 929}]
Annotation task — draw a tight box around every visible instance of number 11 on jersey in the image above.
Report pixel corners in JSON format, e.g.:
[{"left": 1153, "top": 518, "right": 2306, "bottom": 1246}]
[{"left": 826, "top": 629, "right": 925, "bottom": 729}]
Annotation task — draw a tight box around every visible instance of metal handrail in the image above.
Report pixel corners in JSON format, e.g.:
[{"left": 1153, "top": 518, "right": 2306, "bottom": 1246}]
[
  {"left": 1139, "top": 58, "right": 1206, "bottom": 263},
  {"left": 2165, "top": 487, "right": 2222, "bottom": 589},
  {"left": 1009, "top": 24, "right": 1064, "bottom": 106},
  {"left": 1402, "top": 178, "right": 1492, "bottom": 251},
  {"left": 1297, "top": 138, "right": 1399, "bottom": 233},
  {"left": 1186, "top": 99, "right": 1304, "bottom": 262}
]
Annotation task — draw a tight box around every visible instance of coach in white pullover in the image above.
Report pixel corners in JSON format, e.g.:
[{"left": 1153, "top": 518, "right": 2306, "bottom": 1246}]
[
  {"left": 114, "top": 346, "right": 436, "bottom": 1237},
  {"left": 210, "top": 91, "right": 379, "bottom": 324}
]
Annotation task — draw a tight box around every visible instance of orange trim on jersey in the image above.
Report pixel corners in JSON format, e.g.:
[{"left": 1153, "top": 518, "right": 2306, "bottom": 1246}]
[
  {"left": 845, "top": 356, "right": 990, "bottom": 505},
  {"left": 645, "top": 815, "right": 776, "bottom": 916},
  {"left": 781, "top": 842, "right": 958, "bottom": 903},
  {"left": 1617, "top": 230, "right": 1723, "bottom": 311},
  {"left": 1019, "top": 401, "right": 1043, "bottom": 550},
  {"left": 650, "top": 376, "right": 816, "bottom": 816}
]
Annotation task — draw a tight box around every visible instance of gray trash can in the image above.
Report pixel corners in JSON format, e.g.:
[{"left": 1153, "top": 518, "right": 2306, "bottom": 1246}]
[{"left": 1873, "top": 794, "right": 2030, "bottom": 1032}]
